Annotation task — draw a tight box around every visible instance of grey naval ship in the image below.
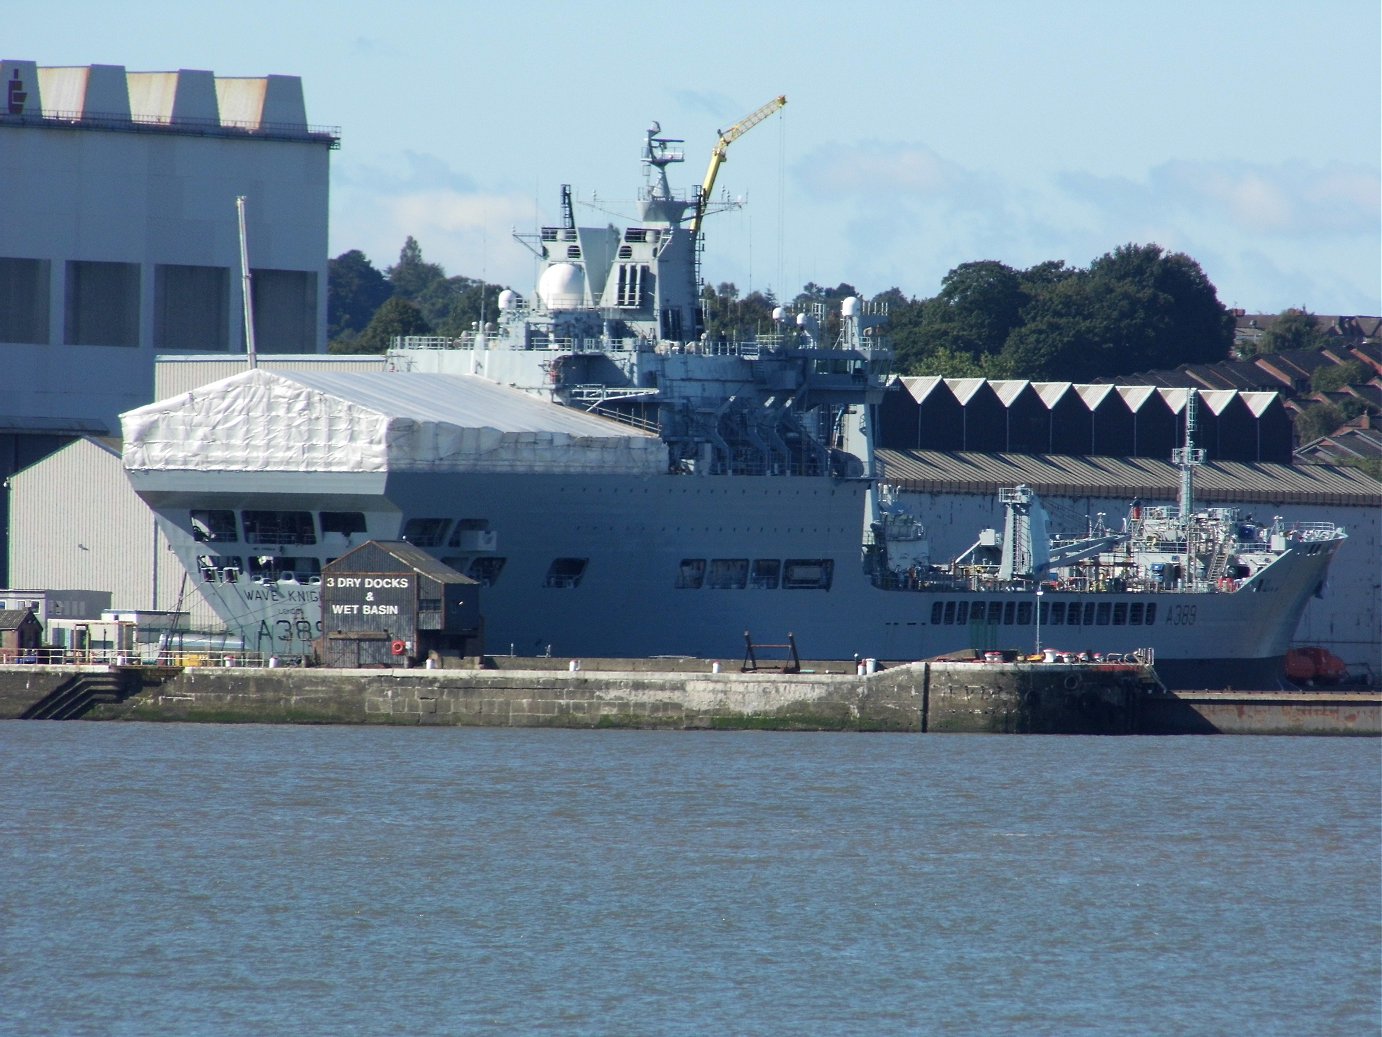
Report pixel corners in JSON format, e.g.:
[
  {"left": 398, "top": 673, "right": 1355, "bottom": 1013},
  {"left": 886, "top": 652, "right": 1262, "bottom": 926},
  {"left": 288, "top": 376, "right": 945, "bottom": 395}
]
[{"left": 122, "top": 113, "right": 1346, "bottom": 689}]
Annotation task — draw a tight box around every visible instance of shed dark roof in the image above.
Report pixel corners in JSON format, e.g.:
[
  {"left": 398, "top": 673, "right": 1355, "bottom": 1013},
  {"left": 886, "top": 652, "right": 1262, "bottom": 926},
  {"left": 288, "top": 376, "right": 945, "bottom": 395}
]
[
  {"left": 325, "top": 541, "right": 477, "bottom": 584},
  {"left": 0, "top": 609, "right": 39, "bottom": 630},
  {"left": 876, "top": 449, "right": 1382, "bottom": 507}
]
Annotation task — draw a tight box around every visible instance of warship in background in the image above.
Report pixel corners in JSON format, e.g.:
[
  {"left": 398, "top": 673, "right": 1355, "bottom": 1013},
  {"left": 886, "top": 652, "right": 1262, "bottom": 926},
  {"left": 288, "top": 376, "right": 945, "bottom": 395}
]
[{"left": 123, "top": 107, "right": 1347, "bottom": 689}]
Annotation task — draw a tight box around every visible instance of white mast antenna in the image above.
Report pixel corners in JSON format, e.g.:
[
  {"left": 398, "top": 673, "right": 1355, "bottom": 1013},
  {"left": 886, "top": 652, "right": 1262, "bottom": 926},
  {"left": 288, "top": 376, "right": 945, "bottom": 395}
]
[{"left": 236, "top": 195, "right": 258, "bottom": 369}]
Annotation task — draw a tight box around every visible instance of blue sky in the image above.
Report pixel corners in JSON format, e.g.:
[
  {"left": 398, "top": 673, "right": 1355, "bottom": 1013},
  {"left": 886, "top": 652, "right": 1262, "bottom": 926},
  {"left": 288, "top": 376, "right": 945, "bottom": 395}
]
[{"left": 13, "top": 0, "right": 1381, "bottom": 315}]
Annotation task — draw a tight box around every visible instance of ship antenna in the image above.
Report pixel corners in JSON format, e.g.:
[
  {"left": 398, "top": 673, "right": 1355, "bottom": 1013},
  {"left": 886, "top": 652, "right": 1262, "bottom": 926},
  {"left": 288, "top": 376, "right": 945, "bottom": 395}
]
[
  {"left": 236, "top": 195, "right": 257, "bottom": 369},
  {"left": 1172, "top": 388, "right": 1206, "bottom": 523}
]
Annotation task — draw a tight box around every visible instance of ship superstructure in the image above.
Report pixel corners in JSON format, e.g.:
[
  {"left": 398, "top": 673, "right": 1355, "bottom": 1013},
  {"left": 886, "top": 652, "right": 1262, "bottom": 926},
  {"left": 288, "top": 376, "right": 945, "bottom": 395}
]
[{"left": 122, "top": 116, "right": 1347, "bottom": 689}]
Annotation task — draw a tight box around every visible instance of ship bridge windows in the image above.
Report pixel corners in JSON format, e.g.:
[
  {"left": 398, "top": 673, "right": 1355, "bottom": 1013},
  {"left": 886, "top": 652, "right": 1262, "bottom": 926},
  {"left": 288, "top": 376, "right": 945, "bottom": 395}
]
[
  {"left": 402, "top": 517, "right": 452, "bottom": 547},
  {"left": 783, "top": 559, "right": 833, "bottom": 591},
  {"left": 676, "top": 559, "right": 706, "bottom": 589},
  {"left": 707, "top": 559, "right": 748, "bottom": 590},
  {"left": 449, "top": 519, "right": 497, "bottom": 552},
  {"left": 618, "top": 245, "right": 634, "bottom": 260},
  {"left": 749, "top": 559, "right": 780, "bottom": 589},
  {"left": 566, "top": 245, "right": 582, "bottom": 260},
  {"left": 1049, "top": 602, "right": 1066, "bottom": 625},
  {"left": 190, "top": 509, "right": 238, "bottom": 543},
  {"left": 321, "top": 511, "right": 367, "bottom": 537},
  {"left": 624, "top": 229, "right": 649, "bottom": 243},
  {"left": 545, "top": 558, "right": 588, "bottom": 588},
  {"left": 1113, "top": 602, "right": 1128, "bottom": 625},
  {"left": 242, "top": 510, "right": 315, "bottom": 546}
]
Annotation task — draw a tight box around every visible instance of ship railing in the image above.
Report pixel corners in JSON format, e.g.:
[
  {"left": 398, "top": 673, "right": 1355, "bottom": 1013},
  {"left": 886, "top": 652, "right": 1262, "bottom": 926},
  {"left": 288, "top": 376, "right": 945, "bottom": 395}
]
[
  {"left": 393, "top": 335, "right": 468, "bottom": 350},
  {"left": 1289, "top": 522, "right": 1340, "bottom": 541}
]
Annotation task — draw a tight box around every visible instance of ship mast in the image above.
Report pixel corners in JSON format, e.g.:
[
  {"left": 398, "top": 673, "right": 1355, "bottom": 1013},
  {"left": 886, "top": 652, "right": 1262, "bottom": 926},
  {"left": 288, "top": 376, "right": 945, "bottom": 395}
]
[{"left": 1172, "top": 388, "right": 1206, "bottom": 522}]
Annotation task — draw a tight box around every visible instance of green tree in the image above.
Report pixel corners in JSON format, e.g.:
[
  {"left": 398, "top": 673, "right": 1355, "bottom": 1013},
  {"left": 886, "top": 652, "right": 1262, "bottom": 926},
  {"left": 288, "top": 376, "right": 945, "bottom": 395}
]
[
  {"left": 996, "top": 244, "right": 1232, "bottom": 381},
  {"left": 387, "top": 236, "right": 447, "bottom": 299},
  {"left": 1311, "top": 360, "right": 1369, "bottom": 393},
  {"left": 339, "top": 296, "right": 433, "bottom": 354},
  {"left": 1293, "top": 397, "right": 1370, "bottom": 444},
  {"left": 914, "top": 260, "right": 1025, "bottom": 361},
  {"left": 327, "top": 249, "right": 393, "bottom": 346},
  {"left": 1257, "top": 308, "right": 1333, "bottom": 355}
]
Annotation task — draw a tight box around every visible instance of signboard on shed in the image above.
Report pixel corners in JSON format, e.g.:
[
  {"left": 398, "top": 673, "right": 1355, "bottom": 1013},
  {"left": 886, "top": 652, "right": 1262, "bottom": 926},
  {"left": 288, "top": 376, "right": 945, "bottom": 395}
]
[{"left": 323, "top": 573, "right": 413, "bottom": 630}]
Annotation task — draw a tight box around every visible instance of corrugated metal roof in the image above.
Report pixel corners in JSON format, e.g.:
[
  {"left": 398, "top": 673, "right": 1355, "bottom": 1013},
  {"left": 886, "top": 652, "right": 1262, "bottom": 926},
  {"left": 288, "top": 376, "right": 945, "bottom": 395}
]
[
  {"left": 273, "top": 370, "right": 656, "bottom": 439},
  {"left": 877, "top": 449, "right": 1382, "bottom": 506}
]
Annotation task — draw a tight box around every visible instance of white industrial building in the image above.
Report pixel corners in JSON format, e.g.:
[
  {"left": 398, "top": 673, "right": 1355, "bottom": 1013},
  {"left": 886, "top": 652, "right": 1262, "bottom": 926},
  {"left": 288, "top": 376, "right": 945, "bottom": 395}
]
[{"left": 0, "top": 58, "right": 337, "bottom": 584}]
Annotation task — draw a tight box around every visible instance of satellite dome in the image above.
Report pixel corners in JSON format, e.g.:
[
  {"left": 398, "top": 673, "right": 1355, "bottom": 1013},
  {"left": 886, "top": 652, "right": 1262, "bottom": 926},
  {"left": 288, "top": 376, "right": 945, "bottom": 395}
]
[
  {"left": 841, "top": 296, "right": 859, "bottom": 317},
  {"left": 772, "top": 307, "right": 785, "bottom": 322},
  {"left": 497, "top": 289, "right": 518, "bottom": 311},
  {"left": 537, "top": 263, "right": 586, "bottom": 311}
]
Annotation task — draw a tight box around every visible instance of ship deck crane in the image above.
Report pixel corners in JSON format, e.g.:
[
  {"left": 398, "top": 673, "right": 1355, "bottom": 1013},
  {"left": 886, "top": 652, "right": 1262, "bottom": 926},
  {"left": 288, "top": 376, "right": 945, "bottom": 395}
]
[{"left": 689, "top": 94, "right": 786, "bottom": 242}]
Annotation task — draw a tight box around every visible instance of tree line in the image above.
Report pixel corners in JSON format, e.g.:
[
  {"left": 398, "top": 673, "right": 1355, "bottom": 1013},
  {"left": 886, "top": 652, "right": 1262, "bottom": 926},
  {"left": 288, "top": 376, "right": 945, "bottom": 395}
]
[{"left": 330, "top": 237, "right": 1246, "bottom": 379}]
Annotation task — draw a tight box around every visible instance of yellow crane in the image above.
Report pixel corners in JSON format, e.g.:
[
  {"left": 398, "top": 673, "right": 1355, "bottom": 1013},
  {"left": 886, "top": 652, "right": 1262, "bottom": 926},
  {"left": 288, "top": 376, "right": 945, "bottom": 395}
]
[{"left": 689, "top": 94, "right": 787, "bottom": 242}]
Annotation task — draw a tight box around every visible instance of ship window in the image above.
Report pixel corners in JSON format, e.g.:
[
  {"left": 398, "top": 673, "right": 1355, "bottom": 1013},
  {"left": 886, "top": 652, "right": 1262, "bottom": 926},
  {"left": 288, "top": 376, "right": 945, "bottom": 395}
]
[
  {"left": 1096, "top": 602, "right": 1111, "bottom": 625},
  {"left": 460, "top": 557, "right": 505, "bottom": 586},
  {"left": 930, "top": 602, "right": 944, "bottom": 625},
  {"left": 1003, "top": 602, "right": 1015, "bottom": 625},
  {"left": 402, "top": 517, "right": 452, "bottom": 547},
  {"left": 618, "top": 245, "right": 633, "bottom": 259},
  {"left": 566, "top": 245, "right": 582, "bottom": 260},
  {"left": 1049, "top": 602, "right": 1065, "bottom": 625},
  {"left": 749, "top": 559, "right": 780, "bottom": 589},
  {"left": 545, "top": 558, "right": 587, "bottom": 588},
  {"left": 1017, "top": 602, "right": 1033, "bottom": 625},
  {"left": 955, "top": 602, "right": 969, "bottom": 625},
  {"left": 676, "top": 559, "right": 706, "bottom": 589},
  {"left": 449, "top": 519, "right": 496, "bottom": 550},
  {"left": 970, "top": 602, "right": 985, "bottom": 623},
  {"left": 242, "top": 510, "right": 316, "bottom": 545},
  {"left": 1145, "top": 603, "right": 1158, "bottom": 625},
  {"left": 1067, "top": 603, "right": 1081, "bottom": 626},
  {"left": 987, "top": 602, "right": 1003, "bottom": 625},
  {"left": 191, "top": 509, "right": 237, "bottom": 543},
  {"left": 321, "top": 511, "right": 367, "bottom": 536},
  {"left": 623, "top": 228, "right": 649, "bottom": 243},
  {"left": 943, "top": 601, "right": 956, "bottom": 624},
  {"left": 707, "top": 559, "right": 748, "bottom": 590},
  {"left": 1129, "top": 602, "right": 1145, "bottom": 625},
  {"left": 1038, "top": 601, "right": 1049, "bottom": 625},
  {"left": 783, "top": 559, "right": 833, "bottom": 590},
  {"left": 1083, "top": 603, "right": 1096, "bottom": 625},
  {"left": 1113, "top": 602, "right": 1128, "bottom": 625},
  {"left": 615, "top": 263, "right": 649, "bottom": 308}
]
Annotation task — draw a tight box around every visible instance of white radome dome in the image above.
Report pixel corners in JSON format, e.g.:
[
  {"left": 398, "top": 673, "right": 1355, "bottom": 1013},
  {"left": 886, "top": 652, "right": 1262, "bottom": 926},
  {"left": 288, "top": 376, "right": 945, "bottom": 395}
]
[
  {"left": 841, "top": 296, "right": 859, "bottom": 317},
  {"left": 497, "top": 289, "right": 518, "bottom": 311},
  {"left": 537, "top": 263, "right": 586, "bottom": 310}
]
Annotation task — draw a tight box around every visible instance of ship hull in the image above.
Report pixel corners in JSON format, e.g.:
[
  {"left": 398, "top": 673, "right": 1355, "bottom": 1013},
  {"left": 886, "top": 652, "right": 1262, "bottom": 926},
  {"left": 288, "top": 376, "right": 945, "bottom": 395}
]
[{"left": 134, "top": 469, "right": 1341, "bottom": 691}]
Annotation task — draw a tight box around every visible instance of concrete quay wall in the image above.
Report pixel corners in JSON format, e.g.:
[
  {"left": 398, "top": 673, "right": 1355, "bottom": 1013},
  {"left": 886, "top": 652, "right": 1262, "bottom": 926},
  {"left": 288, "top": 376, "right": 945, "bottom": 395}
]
[{"left": 3, "top": 662, "right": 1376, "bottom": 734}]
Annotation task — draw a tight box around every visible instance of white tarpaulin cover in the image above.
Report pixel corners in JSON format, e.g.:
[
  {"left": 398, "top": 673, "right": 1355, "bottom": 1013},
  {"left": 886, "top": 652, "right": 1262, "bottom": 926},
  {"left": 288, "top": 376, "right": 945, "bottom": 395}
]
[{"left": 121, "top": 368, "right": 666, "bottom": 475}]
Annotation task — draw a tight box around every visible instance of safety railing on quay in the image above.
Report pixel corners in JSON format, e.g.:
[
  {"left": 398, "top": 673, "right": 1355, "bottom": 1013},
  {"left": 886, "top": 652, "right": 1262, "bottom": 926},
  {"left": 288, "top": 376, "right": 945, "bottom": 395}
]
[{"left": 0, "top": 647, "right": 305, "bottom": 669}]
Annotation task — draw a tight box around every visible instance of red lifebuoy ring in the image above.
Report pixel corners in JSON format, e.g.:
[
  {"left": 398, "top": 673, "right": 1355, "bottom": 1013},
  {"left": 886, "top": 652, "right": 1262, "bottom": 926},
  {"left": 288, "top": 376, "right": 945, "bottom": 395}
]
[{"left": 390, "top": 640, "right": 406, "bottom": 656}]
